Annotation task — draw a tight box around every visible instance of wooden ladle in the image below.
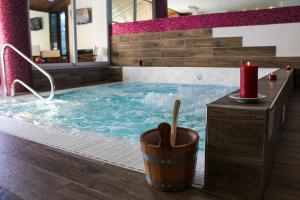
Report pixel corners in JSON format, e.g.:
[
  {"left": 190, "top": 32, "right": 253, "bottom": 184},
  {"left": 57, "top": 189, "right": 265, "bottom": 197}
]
[{"left": 170, "top": 99, "right": 181, "bottom": 147}]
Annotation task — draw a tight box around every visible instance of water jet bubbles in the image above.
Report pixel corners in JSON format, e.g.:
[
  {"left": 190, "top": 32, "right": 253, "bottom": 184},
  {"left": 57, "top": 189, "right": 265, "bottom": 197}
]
[{"left": 0, "top": 83, "right": 238, "bottom": 150}]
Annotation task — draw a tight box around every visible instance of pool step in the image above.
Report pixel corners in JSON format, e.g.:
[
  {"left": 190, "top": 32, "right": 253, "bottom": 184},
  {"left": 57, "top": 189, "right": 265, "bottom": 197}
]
[
  {"left": 112, "top": 37, "right": 243, "bottom": 51},
  {"left": 112, "top": 56, "right": 300, "bottom": 68},
  {"left": 33, "top": 67, "right": 122, "bottom": 91},
  {"left": 112, "top": 29, "right": 213, "bottom": 44},
  {"left": 213, "top": 46, "right": 276, "bottom": 57}
]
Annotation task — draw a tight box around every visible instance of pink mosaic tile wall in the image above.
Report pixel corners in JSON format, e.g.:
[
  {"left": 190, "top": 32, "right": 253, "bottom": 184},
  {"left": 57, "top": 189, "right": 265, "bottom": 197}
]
[
  {"left": 0, "top": 0, "right": 33, "bottom": 94},
  {"left": 112, "top": 6, "right": 300, "bottom": 35}
]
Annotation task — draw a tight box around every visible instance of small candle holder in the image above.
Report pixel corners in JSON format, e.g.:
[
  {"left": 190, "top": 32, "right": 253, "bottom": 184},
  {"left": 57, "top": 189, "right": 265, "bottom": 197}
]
[
  {"left": 138, "top": 59, "right": 143, "bottom": 66},
  {"left": 268, "top": 72, "right": 277, "bottom": 81},
  {"left": 286, "top": 65, "right": 292, "bottom": 70}
]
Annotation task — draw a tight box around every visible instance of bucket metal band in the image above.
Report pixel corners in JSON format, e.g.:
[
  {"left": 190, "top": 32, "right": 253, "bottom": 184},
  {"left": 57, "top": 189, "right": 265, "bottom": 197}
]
[
  {"left": 146, "top": 176, "right": 194, "bottom": 191},
  {"left": 141, "top": 150, "right": 198, "bottom": 165}
]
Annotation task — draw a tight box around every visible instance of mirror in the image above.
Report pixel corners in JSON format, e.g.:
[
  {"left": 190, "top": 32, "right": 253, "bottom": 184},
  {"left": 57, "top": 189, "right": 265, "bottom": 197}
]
[
  {"left": 30, "top": 0, "right": 109, "bottom": 65},
  {"left": 112, "top": 0, "right": 300, "bottom": 23}
]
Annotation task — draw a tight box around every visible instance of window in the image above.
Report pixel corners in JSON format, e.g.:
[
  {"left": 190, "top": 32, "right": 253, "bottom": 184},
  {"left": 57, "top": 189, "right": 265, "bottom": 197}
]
[
  {"left": 112, "top": 0, "right": 153, "bottom": 23},
  {"left": 136, "top": 0, "right": 153, "bottom": 21},
  {"left": 60, "top": 12, "right": 68, "bottom": 56},
  {"left": 112, "top": 0, "right": 134, "bottom": 23}
]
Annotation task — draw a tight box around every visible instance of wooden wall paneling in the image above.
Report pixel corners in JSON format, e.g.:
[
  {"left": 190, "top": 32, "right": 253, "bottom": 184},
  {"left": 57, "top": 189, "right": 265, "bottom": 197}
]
[
  {"left": 160, "top": 29, "right": 212, "bottom": 39},
  {"left": 112, "top": 58, "right": 139, "bottom": 66},
  {"left": 261, "top": 73, "right": 294, "bottom": 198},
  {"left": 119, "top": 50, "right": 161, "bottom": 59},
  {"left": 185, "top": 37, "right": 242, "bottom": 48},
  {"left": 205, "top": 106, "right": 266, "bottom": 200},
  {"left": 213, "top": 47, "right": 276, "bottom": 57},
  {"left": 184, "top": 57, "right": 241, "bottom": 67},
  {"left": 110, "top": 29, "right": 300, "bottom": 68},
  {"left": 205, "top": 69, "right": 294, "bottom": 199},
  {"left": 112, "top": 40, "right": 162, "bottom": 51},
  {"left": 160, "top": 39, "right": 185, "bottom": 48},
  {"left": 116, "top": 32, "right": 161, "bottom": 43},
  {"left": 33, "top": 67, "right": 122, "bottom": 91}
]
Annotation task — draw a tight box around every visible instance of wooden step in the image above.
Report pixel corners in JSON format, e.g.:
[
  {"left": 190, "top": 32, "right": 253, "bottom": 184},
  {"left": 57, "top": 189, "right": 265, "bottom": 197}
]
[
  {"left": 112, "top": 40, "right": 161, "bottom": 51},
  {"left": 116, "top": 46, "right": 277, "bottom": 59},
  {"left": 112, "top": 37, "right": 242, "bottom": 51},
  {"left": 112, "top": 28, "right": 212, "bottom": 43},
  {"left": 160, "top": 29, "right": 212, "bottom": 39},
  {"left": 111, "top": 32, "right": 161, "bottom": 43},
  {"left": 161, "top": 48, "right": 212, "bottom": 58},
  {"left": 119, "top": 49, "right": 161, "bottom": 59},
  {"left": 112, "top": 39, "right": 185, "bottom": 51},
  {"left": 213, "top": 46, "right": 276, "bottom": 57},
  {"left": 185, "top": 37, "right": 242, "bottom": 48},
  {"left": 33, "top": 67, "right": 122, "bottom": 91},
  {"left": 111, "top": 58, "right": 139, "bottom": 66},
  {"left": 184, "top": 57, "right": 241, "bottom": 67},
  {"left": 112, "top": 57, "right": 242, "bottom": 67},
  {"left": 112, "top": 58, "right": 185, "bottom": 67}
]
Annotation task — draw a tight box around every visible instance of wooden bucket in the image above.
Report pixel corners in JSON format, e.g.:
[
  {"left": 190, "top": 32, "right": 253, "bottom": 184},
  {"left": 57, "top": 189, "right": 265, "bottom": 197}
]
[{"left": 140, "top": 122, "right": 199, "bottom": 191}]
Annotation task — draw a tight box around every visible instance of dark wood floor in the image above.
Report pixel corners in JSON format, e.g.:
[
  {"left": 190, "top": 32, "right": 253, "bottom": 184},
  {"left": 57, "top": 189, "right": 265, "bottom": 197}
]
[
  {"left": 0, "top": 90, "right": 299, "bottom": 200},
  {"left": 265, "top": 89, "right": 300, "bottom": 199},
  {"left": 0, "top": 133, "right": 217, "bottom": 200}
]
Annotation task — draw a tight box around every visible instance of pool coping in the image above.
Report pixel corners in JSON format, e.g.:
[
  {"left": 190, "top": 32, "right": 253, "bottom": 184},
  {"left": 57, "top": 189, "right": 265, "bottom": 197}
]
[{"left": 0, "top": 83, "right": 205, "bottom": 188}]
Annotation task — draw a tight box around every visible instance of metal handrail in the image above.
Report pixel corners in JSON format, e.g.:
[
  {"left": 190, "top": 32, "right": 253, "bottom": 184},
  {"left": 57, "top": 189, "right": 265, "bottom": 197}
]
[{"left": 1, "top": 44, "right": 55, "bottom": 101}]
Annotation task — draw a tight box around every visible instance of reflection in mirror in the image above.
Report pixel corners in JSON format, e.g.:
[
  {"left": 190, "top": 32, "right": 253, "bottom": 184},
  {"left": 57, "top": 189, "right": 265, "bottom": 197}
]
[
  {"left": 137, "top": 0, "right": 153, "bottom": 21},
  {"left": 30, "top": 0, "right": 71, "bottom": 64},
  {"left": 112, "top": 0, "right": 153, "bottom": 23},
  {"left": 167, "top": 0, "right": 300, "bottom": 17},
  {"left": 112, "top": 0, "right": 300, "bottom": 23},
  {"left": 76, "top": 0, "right": 108, "bottom": 63},
  {"left": 112, "top": 0, "right": 134, "bottom": 23}
]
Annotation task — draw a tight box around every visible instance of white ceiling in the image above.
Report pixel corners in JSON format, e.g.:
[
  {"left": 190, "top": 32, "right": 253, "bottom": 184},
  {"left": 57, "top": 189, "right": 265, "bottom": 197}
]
[{"left": 168, "top": 0, "right": 300, "bottom": 14}]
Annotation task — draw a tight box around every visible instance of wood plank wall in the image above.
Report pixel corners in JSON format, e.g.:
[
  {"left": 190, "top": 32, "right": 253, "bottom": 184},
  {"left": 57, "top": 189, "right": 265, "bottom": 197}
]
[
  {"left": 33, "top": 67, "right": 122, "bottom": 91},
  {"left": 205, "top": 69, "right": 294, "bottom": 199},
  {"left": 111, "top": 29, "right": 300, "bottom": 68}
]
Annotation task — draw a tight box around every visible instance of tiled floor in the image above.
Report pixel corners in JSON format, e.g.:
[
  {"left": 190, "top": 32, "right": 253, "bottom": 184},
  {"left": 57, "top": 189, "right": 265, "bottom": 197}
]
[{"left": 0, "top": 132, "right": 217, "bottom": 200}]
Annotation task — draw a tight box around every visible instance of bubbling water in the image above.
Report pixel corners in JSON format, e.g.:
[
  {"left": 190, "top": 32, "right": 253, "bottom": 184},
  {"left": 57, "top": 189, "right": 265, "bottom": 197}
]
[{"left": 0, "top": 83, "right": 237, "bottom": 151}]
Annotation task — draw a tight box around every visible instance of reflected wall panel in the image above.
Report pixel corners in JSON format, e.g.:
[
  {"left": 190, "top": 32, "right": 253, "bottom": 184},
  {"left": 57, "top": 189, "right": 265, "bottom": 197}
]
[{"left": 76, "top": 0, "right": 109, "bottom": 63}]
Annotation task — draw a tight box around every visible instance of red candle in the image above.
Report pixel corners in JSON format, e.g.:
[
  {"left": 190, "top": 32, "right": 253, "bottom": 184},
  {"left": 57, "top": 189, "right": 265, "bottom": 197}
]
[
  {"left": 268, "top": 72, "right": 277, "bottom": 81},
  {"left": 240, "top": 61, "right": 258, "bottom": 98}
]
